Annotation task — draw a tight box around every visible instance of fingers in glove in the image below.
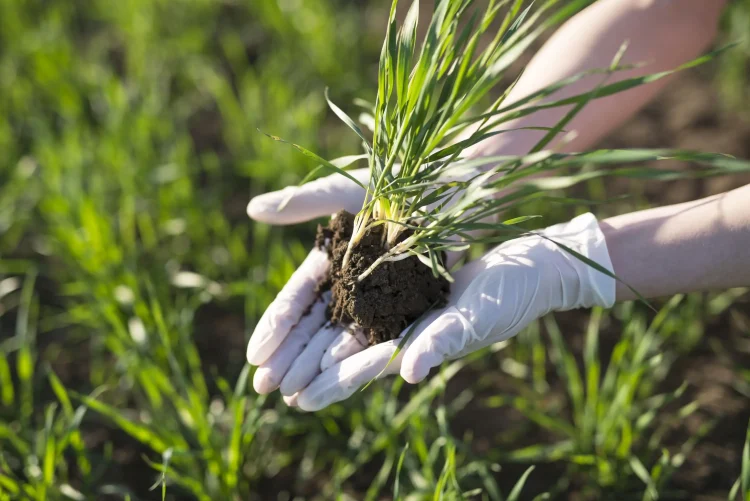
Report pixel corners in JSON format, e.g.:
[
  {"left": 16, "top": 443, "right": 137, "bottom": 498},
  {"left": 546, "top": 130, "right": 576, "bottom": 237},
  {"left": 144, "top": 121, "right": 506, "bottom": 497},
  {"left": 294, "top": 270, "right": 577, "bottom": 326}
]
[
  {"left": 279, "top": 323, "right": 343, "bottom": 396},
  {"left": 398, "top": 256, "right": 509, "bottom": 375},
  {"left": 320, "top": 328, "right": 368, "bottom": 371},
  {"left": 296, "top": 339, "right": 403, "bottom": 412},
  {"left": 400, "top": 264, "right": 541, "bottom": 384},
  {"left": 247, "top": 169, "right": 368, "bottom": 225},
  {"left": 400, "top": 306, "right": 475, "bottom": 384},
  {"left": 247, "top": 249, "right": 329, "bottom": 366},
  {"left": 252, "top": 291, "right": 331, "bottom": 394}
]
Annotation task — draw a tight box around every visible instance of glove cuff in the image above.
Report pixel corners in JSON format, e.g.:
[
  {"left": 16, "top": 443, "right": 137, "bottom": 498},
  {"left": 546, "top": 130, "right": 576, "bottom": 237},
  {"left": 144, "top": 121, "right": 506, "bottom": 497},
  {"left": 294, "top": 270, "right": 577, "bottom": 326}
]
[{"left": 540, "top": 212, "right": 616, "bottom": 310}]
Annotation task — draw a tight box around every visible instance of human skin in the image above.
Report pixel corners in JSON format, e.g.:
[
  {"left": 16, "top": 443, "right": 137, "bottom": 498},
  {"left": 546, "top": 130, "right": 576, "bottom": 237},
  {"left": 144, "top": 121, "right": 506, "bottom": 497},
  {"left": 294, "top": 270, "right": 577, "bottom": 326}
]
[
  {"left": 602, "top": 184, "right": 750, "bottom": 301},
  {"left": 464, "top": 0, "right": 730, "bottom": 157}
]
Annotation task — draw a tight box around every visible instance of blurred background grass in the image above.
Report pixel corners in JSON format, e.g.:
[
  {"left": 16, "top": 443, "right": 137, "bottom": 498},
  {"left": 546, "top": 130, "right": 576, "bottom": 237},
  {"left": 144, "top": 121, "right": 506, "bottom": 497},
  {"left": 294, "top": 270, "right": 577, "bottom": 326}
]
[{"left": 1, "top": 1, "right": 750, "bottom": 500}]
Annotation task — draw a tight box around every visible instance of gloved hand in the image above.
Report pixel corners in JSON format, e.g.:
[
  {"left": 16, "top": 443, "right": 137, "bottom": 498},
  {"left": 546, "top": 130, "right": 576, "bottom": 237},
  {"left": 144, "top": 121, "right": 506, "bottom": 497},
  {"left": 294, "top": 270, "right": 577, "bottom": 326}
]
[
  {"left": 246, "top": 171, "right": 616, "bottom": 411},
  {"left": 246, "top": 164, "right": 465, "bottom": 387},
  {"left": 246, "top": 168, "right": 370, "bottom": 395}
]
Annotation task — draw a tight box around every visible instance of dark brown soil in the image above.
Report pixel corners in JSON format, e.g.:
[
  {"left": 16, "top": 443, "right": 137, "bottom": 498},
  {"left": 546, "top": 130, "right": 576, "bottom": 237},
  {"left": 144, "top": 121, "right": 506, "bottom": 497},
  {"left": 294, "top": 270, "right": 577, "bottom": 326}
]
[{"left": 316, "top": 210, "right": 450, "bottom": 345}]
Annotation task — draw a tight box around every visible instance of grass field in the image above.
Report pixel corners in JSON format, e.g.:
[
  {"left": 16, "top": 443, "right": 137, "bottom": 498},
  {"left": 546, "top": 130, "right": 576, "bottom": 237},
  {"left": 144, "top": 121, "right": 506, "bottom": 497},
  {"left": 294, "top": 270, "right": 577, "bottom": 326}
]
[{"left": 1, "top": 1, "right": 750, "bottom": 500}]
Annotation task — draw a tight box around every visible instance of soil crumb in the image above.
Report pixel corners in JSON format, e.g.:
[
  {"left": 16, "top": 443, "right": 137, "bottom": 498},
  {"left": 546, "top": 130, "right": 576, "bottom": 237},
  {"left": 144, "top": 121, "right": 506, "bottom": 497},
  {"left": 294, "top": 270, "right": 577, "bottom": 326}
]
[{"left": 316, "top": 210, "right": 449, "bottom": 345}]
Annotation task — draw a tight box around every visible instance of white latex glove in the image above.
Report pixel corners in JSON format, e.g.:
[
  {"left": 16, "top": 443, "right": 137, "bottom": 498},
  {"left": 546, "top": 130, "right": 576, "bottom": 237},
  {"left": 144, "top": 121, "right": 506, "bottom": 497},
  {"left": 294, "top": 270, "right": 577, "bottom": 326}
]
[{"left": 246, "top": 172, "right": 615, "bottom": 411}]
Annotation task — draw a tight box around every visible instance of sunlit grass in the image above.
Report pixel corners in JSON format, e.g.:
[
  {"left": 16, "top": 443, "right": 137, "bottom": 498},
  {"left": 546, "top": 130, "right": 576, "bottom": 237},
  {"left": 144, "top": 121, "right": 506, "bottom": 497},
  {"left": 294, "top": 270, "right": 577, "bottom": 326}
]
[{"left": 0, "top": 1, "right": 749, "bottom": 500}]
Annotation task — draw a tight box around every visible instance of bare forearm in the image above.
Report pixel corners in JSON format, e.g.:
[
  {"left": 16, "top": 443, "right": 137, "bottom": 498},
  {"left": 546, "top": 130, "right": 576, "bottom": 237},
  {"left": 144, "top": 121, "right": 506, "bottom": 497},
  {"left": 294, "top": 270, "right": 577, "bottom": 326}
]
[
  {"left": 600, "top": 185, "right": 750, "bottom": 301},
  {"left": 466, "top": 0, "right": 727, "bottom": 158}
]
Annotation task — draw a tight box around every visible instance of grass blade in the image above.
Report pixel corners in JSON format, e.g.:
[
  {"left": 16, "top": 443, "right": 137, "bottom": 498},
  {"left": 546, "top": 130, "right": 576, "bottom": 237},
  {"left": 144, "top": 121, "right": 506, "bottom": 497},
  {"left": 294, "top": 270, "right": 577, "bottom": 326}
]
[
  {"left": 393, "top": 443, "right": 410, "bottom": 499},
  {"left": 74, "top": 392, "right": 176, "bottom": 454},
  {"left": 326, "top": 89, "right": 372, "bottom": 153},
  {"left": 507, "top": 466, "right": 535, "bottom": 501},
  {"left": 257, "top": 129, "right": 366, "bottom": 190}
]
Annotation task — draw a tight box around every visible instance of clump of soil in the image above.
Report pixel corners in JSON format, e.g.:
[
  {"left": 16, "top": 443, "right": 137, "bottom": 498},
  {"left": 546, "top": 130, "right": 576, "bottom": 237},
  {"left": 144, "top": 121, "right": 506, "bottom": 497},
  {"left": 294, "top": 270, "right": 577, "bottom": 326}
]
[{"left": 316, "top": 210, "right": 450, "bottom": 345}]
